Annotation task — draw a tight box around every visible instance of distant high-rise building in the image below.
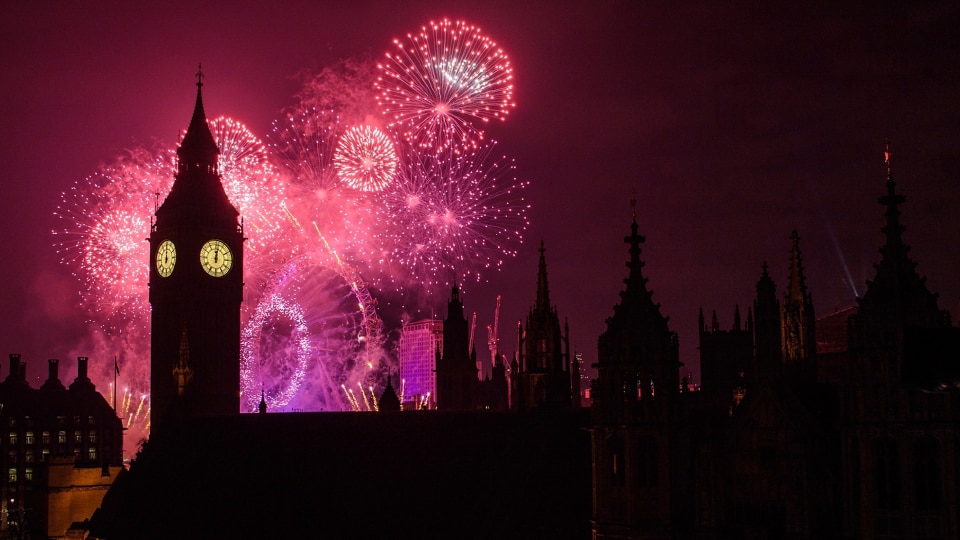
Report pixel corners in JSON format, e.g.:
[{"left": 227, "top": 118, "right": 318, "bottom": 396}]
[{"left": 399, "top": 319, "right": 443, "bottom": 409}]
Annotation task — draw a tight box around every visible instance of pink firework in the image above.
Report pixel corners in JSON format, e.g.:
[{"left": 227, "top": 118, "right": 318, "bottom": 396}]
[
  {"left": 206, "top": 116, "right": 290, "bottom": 269},
  {"left": 375, "top": 140, "right": 530, "bottom": 289},
  {"left": 55, "top": 116, "right": 292, "bottom": 442},
  {"left": 376, "top": 19, "right": 515, "bottom": 153},
  {"left": 53, "top": 147, "right": 173, "bottom": 326},
  {"left": 267, "top": 109, "right": 382, "bottom": 263},
  {"left": 334, "top": 125, "right": 398, "bottom": 191}
]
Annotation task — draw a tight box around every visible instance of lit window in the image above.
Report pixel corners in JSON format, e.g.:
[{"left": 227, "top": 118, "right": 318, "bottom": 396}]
[
  {"left": 57, "top": 431, "right": 66, "bottom": 444},
  {"left": 88, "top": 447, "right": 97, "bottom": 461},
  {"left": 8, "top": 432, "right": 16, "bottom": 445},
  {"left": 41, "top": 449, "right": 49, "bottom": 462},
  {"left": 24, "top": 432, "right": 33, "bottom": 445},
  {"left": 8, "top": 468, "right": 16, "bottom": 482},
  {"left": 24, "top": 468, "right": 32, "bottom": 482},
  {"left": 73, "top": 431, "right": 81, "bottom": 444},
  {"left": 88, "top": 430, "right": 96, "bottom": 443}
]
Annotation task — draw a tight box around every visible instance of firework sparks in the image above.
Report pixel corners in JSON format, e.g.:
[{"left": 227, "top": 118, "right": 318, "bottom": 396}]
[
  {"left": 375, "top": 141, "right": 530, "bottom": 288},
  {"left": 53, "top": 148, "right": 172, "bottom": 327},
  {"left": 334, "top": 125, "right": 398, "bottom": 192},
  {"left": 54, "top": 37, "right": 528, "bottom": 433},
  {"left": 207, "top": 116, "right": 290, "bottom": 267},
  {"left": 267, "top": 109, "right": 381, "bottom": 259},
  {"left": 240, "top": 247, "right": 384, "bottom": 413},
  {"left": 376, "top": 18, "right": 515, "bottom": 153},
  {"left": 240, "top": 290, "right": 311, "bottom": 412}
]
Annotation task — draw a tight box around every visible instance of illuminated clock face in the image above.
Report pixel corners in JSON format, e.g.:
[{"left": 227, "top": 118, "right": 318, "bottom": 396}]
[
  {"left": 200, "top": 239, "right": 233, "bottom": 277},
  {"left": 156, "top": 240, "right": 177, "bottom": 278}
]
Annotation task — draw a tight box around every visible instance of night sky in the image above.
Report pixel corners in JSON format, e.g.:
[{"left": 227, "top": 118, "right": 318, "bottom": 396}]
[{"left": 3, "top": 2, "right": 960, "bottom": 388}]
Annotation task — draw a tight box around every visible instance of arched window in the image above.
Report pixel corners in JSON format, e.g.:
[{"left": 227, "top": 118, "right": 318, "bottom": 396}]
[
  {"left": 850, "top": 437, "right": 860, "bottom": 517},
  {"left": 637, "top": 435, "right": 658, "bottom": 488},
  {"left": 872, "top": 436, "right": 900, "bottom": 510},
  {"left": 913, "top": 436, "right": 941, "bottom": 511},
  {"left": 608, "top": 434, "right": 625, "bottom": 487}
]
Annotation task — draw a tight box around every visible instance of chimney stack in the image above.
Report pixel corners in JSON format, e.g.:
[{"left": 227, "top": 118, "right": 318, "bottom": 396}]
[
  {"left": 48, "top": 358, "right": 59, "bottom": 383},
  {"left": 8, "top": 353, "right": 20, "bottom": 380}
]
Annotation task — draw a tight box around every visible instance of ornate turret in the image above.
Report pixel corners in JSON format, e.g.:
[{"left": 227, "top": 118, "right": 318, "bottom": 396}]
[
  {"left": 173, "top": 327, "right": 193, "bottom": 397},
  {"left": 849, "top": 144, "right": 949, "bottom": 359},
  {"left": 378, "top": 376, "right": 401, "bottom": 412},
  {"left": 436, "top": 284, "right": 476, "bottom": 410},
  {"left": 782, "top": 231, "right": 816, "bottom": 381},
  {"left": 155, "top": 67, "right": 236, "bottom": 227},
  {"left": 595, "top": 198, "right": 680, "bottom": 420},
  {"left": 535, "top": 241, "right": 551, "bottom": 312},
  {"left": 752, "top": 261, "right": 782, "bottom": 382},
  {"left": 514, "top": 242, "right": 571, "bottom": 410},
  {"left": 590, "top": 197, "right": 683, "bottom": 538},
  {"left": 176, "top": 68, "right": 219, "bottom": 169}
]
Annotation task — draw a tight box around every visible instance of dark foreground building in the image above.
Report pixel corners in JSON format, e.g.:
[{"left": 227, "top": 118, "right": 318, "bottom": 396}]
[
  {"left": 0, "top": 356, "right": 124, "bottom": 538},
  {"left": 90, "top": 410, "right": 591, "bottom": 539},
  {"left": 87, "top": 80, "right": 957, "bottom": 539},
  {"left": 587, "top": 153, "right": 958, "bottom": 539}
]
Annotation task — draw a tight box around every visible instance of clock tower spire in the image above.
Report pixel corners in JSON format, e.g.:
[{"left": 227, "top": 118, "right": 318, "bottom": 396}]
[{"left": 149, "top": 70, "right": 244, "bottom": 430}]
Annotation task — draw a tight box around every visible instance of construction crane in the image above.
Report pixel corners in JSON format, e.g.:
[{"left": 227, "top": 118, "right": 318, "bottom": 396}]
[
  {"left": 485, "top": 295, "right": 501, "bottom": 380},
  {"left": 468, "top": 311, "right": 477, "bottom": 352}
]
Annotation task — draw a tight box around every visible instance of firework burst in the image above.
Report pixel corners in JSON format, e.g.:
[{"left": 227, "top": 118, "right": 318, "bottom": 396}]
[
  {"left": 53, "top": 147, "right": 172, "bottom": 327},
  {"left": 375, "top": 140, "right": 530, "bottom": 288},
  {"left": 55, "top": 35, "right": 529, "bottom": 432},
  {"left": 267, "top": 109, "right": 383, "bottom": 262},
  {"left": 334, "top": 125, "right": 398, "bottom": 192},
  {"left": 207, "top": 116, "right": 290, "bottom": 267},
  {"left": 376, "top": 18, "right": 515, "bottom": 153}
]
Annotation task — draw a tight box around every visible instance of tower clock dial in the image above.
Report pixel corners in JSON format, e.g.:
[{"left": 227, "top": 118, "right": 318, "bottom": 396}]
[
  {"left": 200, "top": 239, "right": 233, "bottom": 277},
  {"left": 156, "top": 239, "right": 177, "bottom": 277}
]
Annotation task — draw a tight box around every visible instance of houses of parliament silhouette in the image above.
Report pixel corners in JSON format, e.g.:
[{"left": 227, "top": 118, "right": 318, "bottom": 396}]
[{"left": 1, "top": 77, "right": 957, "bottom": 539}]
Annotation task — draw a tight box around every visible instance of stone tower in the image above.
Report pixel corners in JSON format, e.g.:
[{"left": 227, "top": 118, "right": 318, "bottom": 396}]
[
  {"left": 435, "top": 285, "right": 477, "bottom": 410},
  {"left": 513, "top": 242, "right": 571, "bottom": 410},
  {"left": 840, "top": 145, "right": 957, "bottom": 539},
  {"left": 149, "top": 70, "right": 244, "bottom": 428},
  {"left": 781, "top": 230, "right": 816, "bottom": 382},
  {"left": 590, "top": 201, "right": 684, "bottom": 538}
]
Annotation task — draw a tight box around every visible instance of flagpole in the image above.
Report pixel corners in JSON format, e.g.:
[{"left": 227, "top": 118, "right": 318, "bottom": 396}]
[{"left": 114, "top": 356, "right": 118, "bottom": 413}]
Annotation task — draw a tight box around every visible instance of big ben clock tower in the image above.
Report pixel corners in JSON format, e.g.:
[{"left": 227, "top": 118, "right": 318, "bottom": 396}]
[{"left": 149, "top": 69, "right": 243, "bottom": 428}]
